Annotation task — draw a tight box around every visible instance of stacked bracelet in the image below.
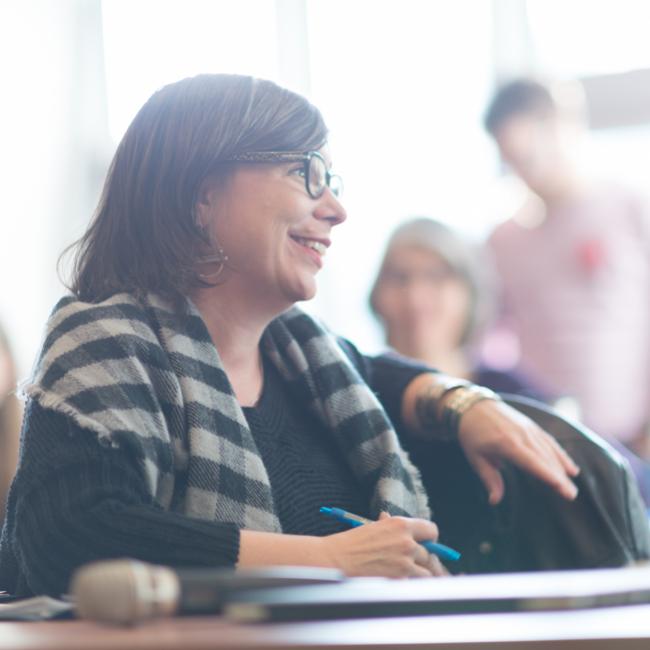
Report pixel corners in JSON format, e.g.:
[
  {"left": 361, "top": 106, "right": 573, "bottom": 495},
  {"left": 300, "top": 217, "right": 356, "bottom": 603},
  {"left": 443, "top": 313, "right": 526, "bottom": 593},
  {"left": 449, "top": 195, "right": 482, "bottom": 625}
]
[
  {"left": 440, "top": 385, "right": 502, "bottom": 439},
  {"left": 429, "top": 376, "right": 472, "bottom": 402},
  {"left": 415, "top": 376, "right": 472, "bottom": 432}
]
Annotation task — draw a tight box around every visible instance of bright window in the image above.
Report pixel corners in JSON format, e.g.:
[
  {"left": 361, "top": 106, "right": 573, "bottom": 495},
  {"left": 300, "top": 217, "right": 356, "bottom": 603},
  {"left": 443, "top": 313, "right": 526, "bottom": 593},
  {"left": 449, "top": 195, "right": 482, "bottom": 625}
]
[
  {"left": 305, "top": 0, "right": 496, "bottom": 350},
  {"left": 526, "top": 0, "right": 650, "bottom": 77},
  {"left": 102, "top": 0, "right": 279, "bottom": 143}
]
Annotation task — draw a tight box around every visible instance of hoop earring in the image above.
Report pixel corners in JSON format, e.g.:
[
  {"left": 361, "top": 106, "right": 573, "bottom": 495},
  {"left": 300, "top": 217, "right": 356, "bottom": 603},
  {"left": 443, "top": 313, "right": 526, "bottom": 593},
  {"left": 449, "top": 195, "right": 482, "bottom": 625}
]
[{"left": 198, "top": 246, "right": 229, "bottom": 282}]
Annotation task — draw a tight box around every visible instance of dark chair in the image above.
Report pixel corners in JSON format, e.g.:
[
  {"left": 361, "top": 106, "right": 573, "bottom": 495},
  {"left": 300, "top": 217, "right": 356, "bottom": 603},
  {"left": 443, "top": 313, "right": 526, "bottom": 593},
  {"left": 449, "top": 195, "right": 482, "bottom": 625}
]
[{"left": 402, "top": 394, "right": 650, "bottom": 574}]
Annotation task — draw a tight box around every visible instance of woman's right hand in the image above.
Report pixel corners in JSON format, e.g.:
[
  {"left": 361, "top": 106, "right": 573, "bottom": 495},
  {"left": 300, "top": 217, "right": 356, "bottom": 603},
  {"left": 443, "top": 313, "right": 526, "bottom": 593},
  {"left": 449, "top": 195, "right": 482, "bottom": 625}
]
[{"left": 320, "top": 513, "right": 446, "bottom": 578}]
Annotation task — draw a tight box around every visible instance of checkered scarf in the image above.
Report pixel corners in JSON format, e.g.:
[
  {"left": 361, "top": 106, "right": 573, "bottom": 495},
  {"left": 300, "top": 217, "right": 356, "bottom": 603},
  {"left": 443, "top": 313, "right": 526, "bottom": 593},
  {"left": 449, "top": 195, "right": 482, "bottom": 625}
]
[{"left": 25, "top": 293, "right": 430, "bottom": 531}]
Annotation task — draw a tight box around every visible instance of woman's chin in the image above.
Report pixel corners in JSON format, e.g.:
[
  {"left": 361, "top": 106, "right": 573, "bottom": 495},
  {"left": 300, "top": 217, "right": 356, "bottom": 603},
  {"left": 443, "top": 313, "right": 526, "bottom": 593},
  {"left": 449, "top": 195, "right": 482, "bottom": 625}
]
[
  {"left": 295, "top": 286, "right": 317, "bottom": 303},
  {"left": 282, "top": 279, "right": 317, "bottom": 305}
]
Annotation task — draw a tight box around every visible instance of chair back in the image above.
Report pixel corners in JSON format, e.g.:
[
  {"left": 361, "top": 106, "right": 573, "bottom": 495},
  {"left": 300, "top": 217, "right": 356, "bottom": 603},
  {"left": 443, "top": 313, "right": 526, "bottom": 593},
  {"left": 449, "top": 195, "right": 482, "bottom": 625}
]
[{"left": 403, "top": 394, "right": 650, "bottom": 573}]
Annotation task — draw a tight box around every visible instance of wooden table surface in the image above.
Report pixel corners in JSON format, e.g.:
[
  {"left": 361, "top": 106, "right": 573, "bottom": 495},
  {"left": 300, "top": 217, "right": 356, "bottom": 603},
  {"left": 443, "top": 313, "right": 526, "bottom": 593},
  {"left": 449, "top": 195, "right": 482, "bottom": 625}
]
[{"left": 2, "top": 604, "right": 650, "bottom": 650}]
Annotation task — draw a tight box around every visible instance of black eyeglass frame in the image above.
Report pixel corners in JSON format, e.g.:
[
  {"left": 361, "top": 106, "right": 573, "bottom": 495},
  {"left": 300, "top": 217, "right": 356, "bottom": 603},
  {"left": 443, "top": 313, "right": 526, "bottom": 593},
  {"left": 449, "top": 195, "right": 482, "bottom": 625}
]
[{"left": 224, "top": 150, "right": 342, "bottom": 199}]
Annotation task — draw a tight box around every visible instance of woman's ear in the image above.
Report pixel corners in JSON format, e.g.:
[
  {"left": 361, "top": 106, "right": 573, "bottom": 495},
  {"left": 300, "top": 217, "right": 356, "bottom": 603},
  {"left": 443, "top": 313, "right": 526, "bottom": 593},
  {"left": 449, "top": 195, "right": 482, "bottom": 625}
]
[
  {"left": 194, "top": 172, "right": 231, "bottom": 230},
  {"left": 194, "top": 176, "right": 218, "bottom": 230}
]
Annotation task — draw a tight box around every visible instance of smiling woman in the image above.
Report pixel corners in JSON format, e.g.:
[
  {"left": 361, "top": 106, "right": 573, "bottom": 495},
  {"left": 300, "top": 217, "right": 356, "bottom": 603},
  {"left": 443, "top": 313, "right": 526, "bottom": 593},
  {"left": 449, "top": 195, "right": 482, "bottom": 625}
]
[
  {"left": 192, "top": 145, "right": 345, "bottom": 319},
  {"left": 0, "top": 74, "right": 583, "bottom": 598}
]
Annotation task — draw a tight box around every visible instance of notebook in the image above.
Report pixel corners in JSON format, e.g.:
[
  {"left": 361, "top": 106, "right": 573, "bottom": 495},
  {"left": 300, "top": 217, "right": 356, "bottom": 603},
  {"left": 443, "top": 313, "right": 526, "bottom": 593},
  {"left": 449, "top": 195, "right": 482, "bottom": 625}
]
[
  {"left": 224, "top": 564, "right": 650, "bottom": 623},
  {"left": 0, "top": 596, "right": 74, "bottom": 621}
]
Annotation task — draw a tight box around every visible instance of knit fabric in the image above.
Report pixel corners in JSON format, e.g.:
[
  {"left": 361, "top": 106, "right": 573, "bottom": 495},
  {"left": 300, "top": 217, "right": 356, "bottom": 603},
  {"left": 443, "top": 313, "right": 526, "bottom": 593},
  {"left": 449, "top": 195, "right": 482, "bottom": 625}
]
[
  {"left": 243, "top": 358, "right": 371, "bottom": 536},
  {"left": 25, "top": 293, "right": 430, "bottom": 532},
  {"left": 0, "top": 346, "right": 430, "bottom": 597},
  {"left": 0, "top": 401, "right": 240, "bottom": 596}
]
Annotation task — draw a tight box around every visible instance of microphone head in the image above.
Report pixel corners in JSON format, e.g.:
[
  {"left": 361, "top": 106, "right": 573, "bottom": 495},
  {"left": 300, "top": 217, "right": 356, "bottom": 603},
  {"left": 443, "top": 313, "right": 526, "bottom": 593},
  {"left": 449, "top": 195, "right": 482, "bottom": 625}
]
[{"left": 71, "top": 559, "right": 180, "bottom": 625}]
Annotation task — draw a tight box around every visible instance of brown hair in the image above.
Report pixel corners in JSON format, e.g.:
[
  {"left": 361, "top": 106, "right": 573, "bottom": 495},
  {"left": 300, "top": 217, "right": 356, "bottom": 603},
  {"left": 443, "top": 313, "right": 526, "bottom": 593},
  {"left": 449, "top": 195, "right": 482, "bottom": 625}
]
[
  {"left": 483, "top": 79, "right": 556, "bottom": 136},
  {"left": 65, "top": 74, "right": 327, "bottom": 304}
]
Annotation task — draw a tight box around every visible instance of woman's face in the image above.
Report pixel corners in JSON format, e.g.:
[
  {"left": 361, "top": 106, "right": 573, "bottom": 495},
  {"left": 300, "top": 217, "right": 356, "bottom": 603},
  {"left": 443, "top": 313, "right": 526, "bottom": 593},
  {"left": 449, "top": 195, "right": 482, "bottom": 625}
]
[
  {"left": 196, "top": 146, "right": 346, "bottom": 310},
  {"left": 373, "top": 245, "right": 472, "bottom": 356}
]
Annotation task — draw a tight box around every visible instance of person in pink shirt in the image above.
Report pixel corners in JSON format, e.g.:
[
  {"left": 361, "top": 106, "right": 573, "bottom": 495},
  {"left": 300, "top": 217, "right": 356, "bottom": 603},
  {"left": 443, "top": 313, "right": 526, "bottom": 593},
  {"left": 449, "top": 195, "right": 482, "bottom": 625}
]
[{"left": 484, "top": 79, "right": 650, "bottom": 474}]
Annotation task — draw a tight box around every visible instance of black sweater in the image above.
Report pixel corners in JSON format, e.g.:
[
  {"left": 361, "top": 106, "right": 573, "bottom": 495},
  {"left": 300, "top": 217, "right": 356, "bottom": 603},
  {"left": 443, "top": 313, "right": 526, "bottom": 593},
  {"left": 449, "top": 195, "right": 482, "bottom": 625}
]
[
  {"left": 0, "top": 344, "right": 432, "bottom": 596},
  {"left": 242, "top": 359, "right": 371, "bottom": 535}
]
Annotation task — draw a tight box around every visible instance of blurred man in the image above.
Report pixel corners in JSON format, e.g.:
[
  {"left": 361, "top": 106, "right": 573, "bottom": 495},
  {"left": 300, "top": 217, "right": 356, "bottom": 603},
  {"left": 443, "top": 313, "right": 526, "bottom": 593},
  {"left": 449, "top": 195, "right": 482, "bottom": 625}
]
[{"left": 484, "top": 79, "right": 650, "bottom": 462}]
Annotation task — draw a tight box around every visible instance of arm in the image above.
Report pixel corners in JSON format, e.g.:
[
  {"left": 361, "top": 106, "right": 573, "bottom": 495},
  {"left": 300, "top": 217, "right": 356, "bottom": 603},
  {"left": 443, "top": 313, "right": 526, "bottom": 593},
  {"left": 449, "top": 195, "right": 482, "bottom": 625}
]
[
  {"left": 4, "top": 401, "right": 443, "bottom": 595},
  {"left": 336, "top": 341, "right": 579, "bottom": 505},
  {"left": 239, "top": 515, "right": 446, "bottom": 578},
  {"left": 4, "top": 401, "right": 240, "bottom": 596},
  {"left": 401, "top": 373, "right": 580, "bottom": 504}
]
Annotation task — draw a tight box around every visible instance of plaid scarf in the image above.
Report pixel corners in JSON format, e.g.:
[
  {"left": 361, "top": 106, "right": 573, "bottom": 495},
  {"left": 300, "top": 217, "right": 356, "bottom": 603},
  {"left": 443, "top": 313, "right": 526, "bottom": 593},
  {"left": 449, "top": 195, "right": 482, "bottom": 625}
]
[{"left": 25, "top": 293, "right": 430, "bottom": 531}]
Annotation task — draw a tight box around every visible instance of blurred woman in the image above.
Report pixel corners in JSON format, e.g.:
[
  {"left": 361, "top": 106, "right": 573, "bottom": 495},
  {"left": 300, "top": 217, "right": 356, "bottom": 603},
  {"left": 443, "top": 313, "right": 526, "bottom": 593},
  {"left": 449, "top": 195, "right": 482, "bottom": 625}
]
[
  {"left": 370, "top": 217, "right": 545, "bottom": 398},
  {"left": 0, "top": 326, "right": 21, "bottom": 523},
  {"left": 370, "top": 217, "right": 650, "bottom": 506}
]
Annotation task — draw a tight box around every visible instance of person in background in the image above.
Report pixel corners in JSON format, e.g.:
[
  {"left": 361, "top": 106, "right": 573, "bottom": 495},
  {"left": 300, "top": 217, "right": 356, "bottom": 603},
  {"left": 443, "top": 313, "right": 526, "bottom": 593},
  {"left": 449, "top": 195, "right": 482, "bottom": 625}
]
[
  {"left": 484, "top": 78, "right": 650, "bottom": 464},
  {"left": 369, "top": 217, "right": 549, "bottom": 401},
  {"left": 0, "top": 325, "right": 21, "bottom": 524},
  {"left": 0, "top": 74, "right": 579, "bottom": 597}
]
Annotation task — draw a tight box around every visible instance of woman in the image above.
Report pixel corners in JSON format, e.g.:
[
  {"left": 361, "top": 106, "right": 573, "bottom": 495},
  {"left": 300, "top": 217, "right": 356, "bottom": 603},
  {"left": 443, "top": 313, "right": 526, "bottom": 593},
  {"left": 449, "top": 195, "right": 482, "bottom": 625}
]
[
  {"left": 369, "top": 217, "right": 549, "bottom": 398},
  {"left": 0, "top": 326, "right": 21, "bottom": 524},
  {"left": 0, "top": 75, "right": 578, "bottom": 597},
  {"left": 370, "top": 217, "right": 650, "bottom": 508}
]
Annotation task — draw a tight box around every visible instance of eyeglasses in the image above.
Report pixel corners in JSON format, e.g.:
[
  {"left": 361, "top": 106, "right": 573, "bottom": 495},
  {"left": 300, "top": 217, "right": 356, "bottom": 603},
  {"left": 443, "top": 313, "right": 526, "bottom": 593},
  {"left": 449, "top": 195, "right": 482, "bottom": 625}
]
[{"left": 225, "top": 150, "right": 343, "bottom": 199}]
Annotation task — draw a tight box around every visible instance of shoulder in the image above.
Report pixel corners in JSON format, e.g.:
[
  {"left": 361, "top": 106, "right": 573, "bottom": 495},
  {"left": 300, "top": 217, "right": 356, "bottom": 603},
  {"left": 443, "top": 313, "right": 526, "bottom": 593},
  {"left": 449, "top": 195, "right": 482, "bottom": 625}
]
[
  {"left": 41, "top": 293, "right": 163, "bottom": 355},
  {"left": 586, "top": 181, "right": 650, "bottom": 217},
  {"left": 30, "top": 293, "right": 168, "bottom": 392},
  {"left": 488, "top": 215, "right": 528, "bottom": 250},
  {"left": 489, "top": 193, "right": 550, "bottom": 244},
  {"left": 43, "top": 293, "right": 157, "bottom": 347}
]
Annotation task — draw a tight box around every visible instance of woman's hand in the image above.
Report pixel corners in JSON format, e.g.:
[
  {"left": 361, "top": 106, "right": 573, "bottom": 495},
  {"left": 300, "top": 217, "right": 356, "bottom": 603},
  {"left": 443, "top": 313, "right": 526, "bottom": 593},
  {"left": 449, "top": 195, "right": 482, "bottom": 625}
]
[
  {"left": 321, "top": 513, "right": 447, "bottom": 578},
  {"left": 457, "top": 399, "right": 580, "bottom": 505},
  {"left": 402, "top": 373, "right": 580, "bottom": 505}
]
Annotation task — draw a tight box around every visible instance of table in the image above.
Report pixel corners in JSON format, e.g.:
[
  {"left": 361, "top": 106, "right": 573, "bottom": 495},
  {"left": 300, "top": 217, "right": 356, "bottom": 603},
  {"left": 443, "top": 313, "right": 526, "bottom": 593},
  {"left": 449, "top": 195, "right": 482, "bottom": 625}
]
[{"left": 2, "top": 604, "right": 650, "bottom": 649}]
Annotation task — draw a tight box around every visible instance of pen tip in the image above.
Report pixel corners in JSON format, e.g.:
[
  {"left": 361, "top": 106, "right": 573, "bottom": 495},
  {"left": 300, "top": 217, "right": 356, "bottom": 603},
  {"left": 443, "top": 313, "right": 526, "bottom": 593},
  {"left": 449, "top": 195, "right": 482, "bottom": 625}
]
[{"left": 320, "top": 506, "right": 332, "bottom": 514}]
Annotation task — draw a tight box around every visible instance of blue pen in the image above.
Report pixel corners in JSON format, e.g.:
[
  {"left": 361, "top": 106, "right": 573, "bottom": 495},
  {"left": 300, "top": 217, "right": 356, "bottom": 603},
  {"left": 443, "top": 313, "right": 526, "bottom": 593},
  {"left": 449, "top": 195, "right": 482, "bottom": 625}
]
[{"left": 320, "top": 506, "right": 461, "bottom": 562}]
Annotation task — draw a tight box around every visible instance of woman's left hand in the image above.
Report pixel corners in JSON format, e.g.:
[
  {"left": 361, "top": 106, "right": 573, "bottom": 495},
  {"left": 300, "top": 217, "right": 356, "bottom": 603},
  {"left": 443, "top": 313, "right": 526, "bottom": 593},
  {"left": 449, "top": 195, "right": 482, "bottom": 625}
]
[{"left": 457, "top": 399, "right": 580, "bottom": 505}]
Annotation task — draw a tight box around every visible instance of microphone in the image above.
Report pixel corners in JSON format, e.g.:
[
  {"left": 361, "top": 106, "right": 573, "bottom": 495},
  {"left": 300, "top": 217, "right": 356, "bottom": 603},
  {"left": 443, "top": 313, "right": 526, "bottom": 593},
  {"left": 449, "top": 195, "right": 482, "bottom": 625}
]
[
  {"left": 71, "top": 559, "right": 180, "bottom": 624},
  {"left": 71, "top": 559, "right": 344, "bottom": 625}
]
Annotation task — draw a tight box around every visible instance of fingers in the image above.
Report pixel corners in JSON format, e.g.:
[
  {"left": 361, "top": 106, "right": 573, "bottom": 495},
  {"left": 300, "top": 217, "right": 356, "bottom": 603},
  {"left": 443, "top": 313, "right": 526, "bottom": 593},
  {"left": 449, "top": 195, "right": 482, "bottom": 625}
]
[
  {"left": 402, "top": 535, "right": 446, "bottom": 578},
  {"left": 408, "top": 517, "right": 439, "bottom": 543},
  {"left": 471, "top": 457, "right": 505, "bottom": 505},
  {"left": 412, "top": 540, "right": 450, "bottom": 577},
  {"left": 380, "top": 513, "right": 439, "bottom": 544},
  {"left": 461, "top": 401, "right": 580, "bottom": 502},
  {"left": 334, "top": 514, "right": 450, "bottom": 578},
  {"left": 393, "top": 517, "right": 443, "bottom": 577},
  {"left": 396, "top": 543, "right": 437, "bottom": 578},
  {"left": 508, "top": 437, "right": 579, "bottom": 501},
  {"left": 410, "top": 563, "right": 437, "bottom": 578},
  {"left": 546, "top": 434, "right": 581, "bottom": 476},
  {"left": 412, "top": 541, "right": 432, "bottom": 569},
  {"left": 379, "top": 515, "right": 443, "bottom": 577},
  {"left": 428, "top": 554, "right": 449, "bottom": 577},
  {"left": 526, "top": 425, "right": 580, "bottom": 499}
]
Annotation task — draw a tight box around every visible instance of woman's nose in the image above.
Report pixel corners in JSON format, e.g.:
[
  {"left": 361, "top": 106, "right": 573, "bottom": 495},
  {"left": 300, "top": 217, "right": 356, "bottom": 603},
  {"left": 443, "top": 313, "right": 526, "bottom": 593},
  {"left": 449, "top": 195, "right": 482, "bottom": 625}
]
[{"left": 315, "top": 188, "right": 347, "bottom": 226}]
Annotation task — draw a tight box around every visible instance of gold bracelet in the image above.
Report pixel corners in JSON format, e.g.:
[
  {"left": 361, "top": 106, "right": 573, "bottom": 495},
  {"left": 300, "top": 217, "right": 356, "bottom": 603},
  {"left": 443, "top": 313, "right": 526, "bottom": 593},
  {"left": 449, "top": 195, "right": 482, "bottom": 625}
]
[
  {"left": 441, "top": 385, "right": 502, "bottom": 439},
  {"left": 414, "top": 375, "right": 471, "bottom": 431}
]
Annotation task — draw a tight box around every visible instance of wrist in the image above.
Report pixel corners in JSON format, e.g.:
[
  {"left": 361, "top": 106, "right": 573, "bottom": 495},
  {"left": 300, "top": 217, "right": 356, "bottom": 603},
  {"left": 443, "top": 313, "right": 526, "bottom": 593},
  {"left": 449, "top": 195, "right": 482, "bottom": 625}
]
[
  {"left": 413, "top": 375, "right": 472, "bottom": 432},
  {"left": 440, "top": 385, "right": 502, "bottom": 439}
]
